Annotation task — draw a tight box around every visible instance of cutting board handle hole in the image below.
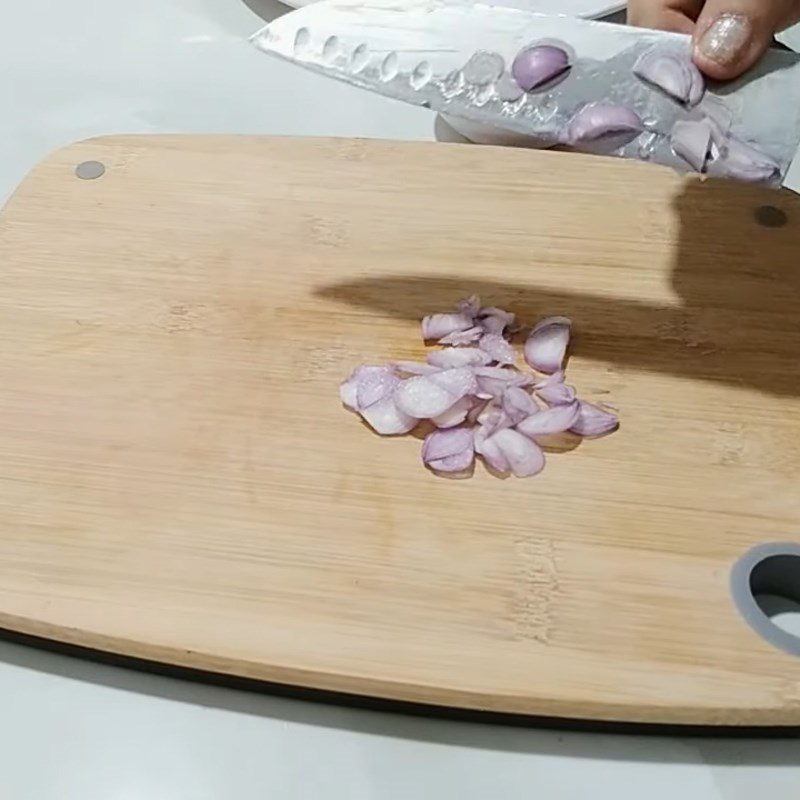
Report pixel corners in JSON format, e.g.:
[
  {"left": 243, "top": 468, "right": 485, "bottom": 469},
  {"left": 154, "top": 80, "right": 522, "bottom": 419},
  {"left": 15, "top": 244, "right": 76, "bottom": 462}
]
[
  {"left": 754, "top": 205, "right": 787, "bottom": 228},
  {"left": 731, "top": 543, "right": 800, "bottom": 655}
]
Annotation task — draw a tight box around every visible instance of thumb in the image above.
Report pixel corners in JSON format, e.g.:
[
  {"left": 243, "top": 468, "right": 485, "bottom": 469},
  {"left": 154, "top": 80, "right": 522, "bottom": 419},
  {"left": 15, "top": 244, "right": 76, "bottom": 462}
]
[{"left": 693, "top": 0, "right": 798, "bottom": 79}]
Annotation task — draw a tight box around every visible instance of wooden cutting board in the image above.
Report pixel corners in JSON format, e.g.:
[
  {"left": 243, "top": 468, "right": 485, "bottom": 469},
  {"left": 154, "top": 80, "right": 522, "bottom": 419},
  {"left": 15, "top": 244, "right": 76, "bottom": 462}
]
[{"left": 1, "top": 135, "right": 799, "bottom": 726}]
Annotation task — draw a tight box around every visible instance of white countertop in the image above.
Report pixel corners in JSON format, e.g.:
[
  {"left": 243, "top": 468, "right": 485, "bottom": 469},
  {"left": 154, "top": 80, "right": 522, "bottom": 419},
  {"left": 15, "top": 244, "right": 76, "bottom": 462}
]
[{"left": 1, "top": 1, "right": 798, "bottom": 797}]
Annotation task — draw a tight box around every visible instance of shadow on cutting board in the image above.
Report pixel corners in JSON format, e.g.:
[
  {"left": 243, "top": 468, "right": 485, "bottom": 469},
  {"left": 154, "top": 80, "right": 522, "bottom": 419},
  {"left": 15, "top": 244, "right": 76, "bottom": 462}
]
[{"left": 316, "top": 178, "right": 800, "bottom": 399}]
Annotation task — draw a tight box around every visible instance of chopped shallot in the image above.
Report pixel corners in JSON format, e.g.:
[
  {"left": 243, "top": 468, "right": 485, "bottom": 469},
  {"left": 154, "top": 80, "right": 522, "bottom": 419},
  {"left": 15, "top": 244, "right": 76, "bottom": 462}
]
[
  {"left": 570, "top": 401, "right": 619, "bottom": 437},
  {"left": 339, "top": 297, "right": 618, "bottom": 478},
  {"left": 421, "top": 313, "right": 474, "bottom": 340},
  {"left": 422, "top": 426, "right": 475, "bottom": 474},
  {"left": 427, "top": 347, "right": 489, "bottom": 369},
  {"left": 524, "top": 316, "right": 572, "bottom": 374},
  {"left": 516, "top": 400, "right": 580, "bottom": 438},
  {"left": 534, "top": 370, "right": 577, "bottom": 405}
]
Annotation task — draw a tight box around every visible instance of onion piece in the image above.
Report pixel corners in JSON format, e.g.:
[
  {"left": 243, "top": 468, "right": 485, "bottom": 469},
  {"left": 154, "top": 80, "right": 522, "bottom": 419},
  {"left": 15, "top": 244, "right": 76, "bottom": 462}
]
[
  {"left": 421, "top": 312, "right": 474, "bottom": 341},
  {"left": 422, "top": 426, "right": 475, "bottom": 474},
  {"left": 339, "top": 365, "right": 396, "bottom": 410},
  {"left": 477, "top": 404, "right": 513, "bottom": 437},
  {"left": 633, "top": 48, "right": 704, "bottom": 107},
  {"left": 569, "top": 401, "right": 619, "bottom": 437},
  {"left": 706, "top": 136, "right": 780, "bottom": 184},
  {"left": 339, "top": 372, "right": 360, "bottom": 410},
  {"left": 360, "top": 397, "right": 418, "bottom": 435},
  {"left": 431, "top": 395, "right": 475, "bottom": 429},
  {"left": 427, "top": 347, "right": 489, "bottom": 369},
  {"left": 524, "top": 316, "right": 571, "bottom": 374},
  {"left": 355, "top": 365, "right": 401, "bottom": 409},
  {"left": 534, "top": 370, "right": 576, "bottom": 405},
  {"left": 516, "top": 400, "right": 580, "bottom": 438},
  {"left": 478, "top": 306, "right": 515, "bottom": 335},
  {"left": 563, "top": 102, "right": 643, "bottom": 149},
  {"left": 439, "top": 325, "right": 484, "bottom": 346},
  {"left": 466, "top": 397, "right": 490, "bottom": 425},
  {"left": 428, "top": 366, "right": 478, "bottom": 397},
  {"left": 340, "top": 297, "right": 618, "bottom": 477},
  {"left": 479, "top": 333, "right": 517, "bottom": 365},
  {"left": 475, "top": 366, "right": 534, "bottom": 398},
  {"left": 457, "top": 295, "right": 481, "bottom": 317},
  {"left": 671, "top": 119, "right": 712, "bottom": 172},
  {"left": 394, "top": 367, "right": 476, "bottom": 419},
  {"left": 511, "top": 45, "right": 570, "bottom": 92},
  {"left": 474, "top": 424, "right": 510, "bottom": 473},
  {"left": 502, "top": 386, "right": 539, "bottom": 426},
  {"left": 340, "top": 366, "right": 417, "bottom": 435},
  {"left": 393, "top": 361, "right": 439, "bottom": 376},
  {"left": 393, "top": 375, "right": 459, "bottom": 419},
  {"left": 480, "top": 428, "right": 545, "bottom": 477}
]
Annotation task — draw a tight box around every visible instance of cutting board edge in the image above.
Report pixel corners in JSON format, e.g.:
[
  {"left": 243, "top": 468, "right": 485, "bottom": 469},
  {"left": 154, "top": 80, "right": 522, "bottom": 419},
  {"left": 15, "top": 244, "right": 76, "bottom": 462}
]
[{"left": 0, "top": 611, "right": 797, "bottom": 727}]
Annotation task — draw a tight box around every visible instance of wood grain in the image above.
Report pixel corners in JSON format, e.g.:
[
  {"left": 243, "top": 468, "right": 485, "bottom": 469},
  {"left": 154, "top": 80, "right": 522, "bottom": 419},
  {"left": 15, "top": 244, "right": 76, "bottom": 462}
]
[{"left": 0, "top": 135, "right": 799, "bottom": 724}]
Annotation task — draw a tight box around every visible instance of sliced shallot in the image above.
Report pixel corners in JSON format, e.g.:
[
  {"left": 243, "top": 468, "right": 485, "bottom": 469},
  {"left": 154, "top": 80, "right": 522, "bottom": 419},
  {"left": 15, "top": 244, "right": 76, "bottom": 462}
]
[
  {"left": 422, "top": 312, "right": 474, "bottom": 341},
  {"left": 569, "top": 401, "right": 619, "bottom": 437},
  {"left": 439, "top": 325, "right": 484, "bottom": 345},
  {"left": 511, "top": 44, "right": 571, "bottom": 92},
  {"left": 633, "top": 47, "right": 704, "bottom": 107},
  {"left": 479, "top": 306, "right": 515, "bottom": 335},
  {"left": 671, "top": 119, "right": 713, "bottom": 173},
  {"left": 339, "top": 366, "right": 417, "bottom": 435},
  {"left": 355, "top": 365, "right": 400, "bottom": 409},
  {"left": 481, "top": 428, "right": 545, "bottom": 478},
  {"left": 524, "top": 316, "right": 571, "bottom": 374},
  {"left": 706, "top": 136, "right": 780, "bottom": 184},
  {"left": 457, "top": 295, "right": 481, "bottom": 317},
  {"left": 432, "top": 395, "right": 475, "bottom": 429},
  {"left": 422, "top": 426, "right": 475, "bottom": 474},
  {"left": 477, "top": 404, "right": 513, "bottom": 437},
  {"left": 563, "top": 102, "right": 644, "bottom": 150},
  {"left": 427, "top": 347, "right": 489, "bottom": 369},
  {"left": 534, "top": 370, "right": 576, "bottom": 405},
  {"left": 479, "top": 333, "right": 517, "bottom": 365},
  {"left": 393, "top": 375, "right": 460, "bottom": 419},
  {"left": 516, "top": 400, "right": 580, "bottom": 438},
  {"left": 393, "top": 360, "right": 439, "bottom": 376},
  {"left": 502, "top": 386, "right": 539, "bottom": 425},
  {"left": 394, "top": 367, "right": 476, "bottom": 419},
  {"left": 475, "top": 365, "right": 533, "bottom": 398},
  {"left": 341, "top": 298, "right": 618, "bottom": 479}
]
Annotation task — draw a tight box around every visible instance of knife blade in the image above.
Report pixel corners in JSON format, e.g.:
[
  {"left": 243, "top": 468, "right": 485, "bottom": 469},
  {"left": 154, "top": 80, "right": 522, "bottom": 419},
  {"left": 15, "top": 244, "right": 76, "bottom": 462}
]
[{"left": 252, "top": 0, "right": 800, "bottom": 183}]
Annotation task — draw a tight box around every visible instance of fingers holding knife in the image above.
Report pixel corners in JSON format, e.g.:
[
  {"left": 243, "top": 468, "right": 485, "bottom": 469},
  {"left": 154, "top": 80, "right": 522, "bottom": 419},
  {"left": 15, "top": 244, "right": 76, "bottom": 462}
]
[{"left": 627, "top": 0, "right": 800, "bottom": 80}]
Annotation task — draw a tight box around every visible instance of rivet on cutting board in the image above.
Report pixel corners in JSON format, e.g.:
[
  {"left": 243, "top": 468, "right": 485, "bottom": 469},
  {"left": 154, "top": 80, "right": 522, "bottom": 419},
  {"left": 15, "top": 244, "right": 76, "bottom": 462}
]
[
  {"left": 75, "top": 160, "right": 105, "bottom": 180},
  {"left": 754, "top": 205, "right": 787, "bottom": 228},
  {"left": 731, "top": 542, "right": 800, "bottom": 656}
]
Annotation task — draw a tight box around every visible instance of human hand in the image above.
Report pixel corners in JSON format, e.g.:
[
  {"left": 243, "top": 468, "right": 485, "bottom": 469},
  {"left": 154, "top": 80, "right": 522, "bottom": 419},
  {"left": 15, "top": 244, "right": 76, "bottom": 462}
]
[{"left": 627, "top": 0, "right": 800, "bottom": 80}]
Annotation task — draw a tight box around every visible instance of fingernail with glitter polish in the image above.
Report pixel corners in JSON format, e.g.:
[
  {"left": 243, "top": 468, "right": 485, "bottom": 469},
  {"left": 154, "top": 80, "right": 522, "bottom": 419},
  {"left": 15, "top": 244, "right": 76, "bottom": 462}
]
[{"left": 696, "top": 14, "right": 752, "bottom": 64}]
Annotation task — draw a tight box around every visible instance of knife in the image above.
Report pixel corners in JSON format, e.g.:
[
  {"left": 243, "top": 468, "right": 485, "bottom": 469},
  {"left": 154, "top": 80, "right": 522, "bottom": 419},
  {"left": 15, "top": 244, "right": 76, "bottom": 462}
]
[{"left": 252, "top": 0, "right": 800, "bottom": 183}]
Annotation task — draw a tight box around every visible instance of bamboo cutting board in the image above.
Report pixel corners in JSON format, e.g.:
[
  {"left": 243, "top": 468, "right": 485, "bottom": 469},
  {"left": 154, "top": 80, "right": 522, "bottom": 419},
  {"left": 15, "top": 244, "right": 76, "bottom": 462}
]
[{"left": 1, "top": 135, "right": 800, "bottom": 725}]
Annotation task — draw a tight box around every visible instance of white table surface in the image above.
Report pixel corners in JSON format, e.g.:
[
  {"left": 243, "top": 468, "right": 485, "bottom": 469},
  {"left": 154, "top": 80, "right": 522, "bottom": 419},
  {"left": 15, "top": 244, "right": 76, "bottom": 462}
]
[{"left": 1, "top": 1, "right": 799, "bottom": 798}]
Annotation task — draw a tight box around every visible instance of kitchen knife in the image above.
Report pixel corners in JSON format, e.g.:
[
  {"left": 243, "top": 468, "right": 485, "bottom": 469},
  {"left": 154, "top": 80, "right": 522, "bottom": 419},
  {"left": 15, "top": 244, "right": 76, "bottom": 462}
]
[{"left": 252, "top": 0, "right": 800, "bottom": 183}]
